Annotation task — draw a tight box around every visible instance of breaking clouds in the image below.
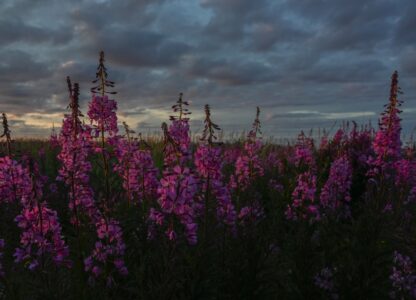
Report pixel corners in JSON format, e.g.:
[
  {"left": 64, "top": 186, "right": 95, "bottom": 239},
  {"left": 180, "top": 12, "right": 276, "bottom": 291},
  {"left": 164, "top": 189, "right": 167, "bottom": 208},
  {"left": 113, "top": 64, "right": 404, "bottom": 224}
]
[{"left": 0, "top": 0, "right": 415, "bottom": 139}]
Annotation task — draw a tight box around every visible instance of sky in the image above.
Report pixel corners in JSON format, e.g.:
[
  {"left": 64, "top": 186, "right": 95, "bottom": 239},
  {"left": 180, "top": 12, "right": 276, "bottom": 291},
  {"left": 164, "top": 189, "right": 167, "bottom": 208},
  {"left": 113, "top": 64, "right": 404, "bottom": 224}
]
[{"left": 0, "top": 0, "right": 415, "bottom": 140}]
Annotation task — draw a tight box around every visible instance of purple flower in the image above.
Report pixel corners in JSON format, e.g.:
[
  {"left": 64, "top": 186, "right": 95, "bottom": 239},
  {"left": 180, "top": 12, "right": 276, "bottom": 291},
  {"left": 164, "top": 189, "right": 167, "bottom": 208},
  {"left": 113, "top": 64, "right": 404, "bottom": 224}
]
[
  {"left": 195, "top": 144, "right": 237, "bottom": 227},
  {"left": 153, "top": 166, "right": 199, "bottom": 245},
  {"left": 390, "top": 251, "right": 416, "bottom": 299},
  {"left": 286, "top": 171, "right": 320, "bottom": 222},
  {"left": 320, "top": 155, "right": 352, "bottom": 215},
  {"left": 0, "top": 157, "right": 32, "bottom": 204},
  {"left": 231, "top": 140, "right": 264, "bottom": 191},
  {"left": 87, "top": 95, "right": 118, "bottom": 138},
  {"left": 114, "top": 137, "right": 159, "bottom": 205},
  {"left": 14, "top": 202, "right": 71, "bottom": 270},
  {"left": 368, "top": 71, "right": 403, "bottom": 178},
  {"left": 293, "top": 131, "right": 315, "bottom": 170},
  {"left": 57, "top": 81, "right": 100, "bottom": 224},
  {"left": 85, "top": 218, "right": 128, "bottom": 283}
]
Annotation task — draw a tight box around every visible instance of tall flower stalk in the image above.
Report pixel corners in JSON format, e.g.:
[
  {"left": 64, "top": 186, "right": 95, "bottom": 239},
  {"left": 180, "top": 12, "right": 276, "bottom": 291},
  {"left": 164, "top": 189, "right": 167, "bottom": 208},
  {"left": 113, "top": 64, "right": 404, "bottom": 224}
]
[
  {"left": 370, "top": 71, "right": 403, "bottom": 177},
  {"left": 1, "top": 113, "right": 12, "bottom": 157},
  {"left": 229, "top": 107, "right": 264, "bottom": 225},
  {"left": 149, "top": 94, "right": 198, "bottom": 245},
  {"left": 57, "top": 78, "right": 99, "bottom": 225},
  {"left": 230, "top": 107, "right": 264, "bottom": 192},
  {"left": 164, "top": 93, "right": 191, "bottom": 167},
  {"left": 88, "top": 51, "right": 118, "bottom": 212},
  {"left": 14, "top": 161, "right": 71, "bottom": 270},
  {"left": 114, "top": 122, "right": 159, "bottom": 206},
  {"left": 195, "top": 105, "right": 236, "bottom": 240},
  {"left": 286, "top": 132, "right": 320, "bottom": 222},
  {"left": 320, "top": 154, "right": 352, "bottom": 217},
  {"left": 85, "top": 52, "right": 128, "bottom": 285}
]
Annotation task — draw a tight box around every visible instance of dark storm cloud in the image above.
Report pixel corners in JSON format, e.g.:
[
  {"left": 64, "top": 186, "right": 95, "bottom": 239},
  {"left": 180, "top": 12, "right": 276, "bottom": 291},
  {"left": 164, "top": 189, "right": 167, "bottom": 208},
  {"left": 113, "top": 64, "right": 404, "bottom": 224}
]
[
  {"left": 92, "top": 29, "right": 192, "bottom": 68},
  {"left": 0, "top": 0, "right": 415, "bottom": 138},
  {"left": 187, "top": 57, "right": 279, "bottom": 86},
  {"left": 0, "top": 19, "right": 73, "bottom": 45},
  {"left": 0, "top": 50, "right": 51, "bottom": 83},
  {"left": 394, "top": 1, "right": 416, "bottom": 45}
]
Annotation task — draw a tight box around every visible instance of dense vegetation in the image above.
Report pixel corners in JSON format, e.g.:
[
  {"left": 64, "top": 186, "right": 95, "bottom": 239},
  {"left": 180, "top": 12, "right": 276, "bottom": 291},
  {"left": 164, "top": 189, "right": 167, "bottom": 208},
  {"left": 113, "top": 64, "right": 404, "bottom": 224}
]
[{"left": 0, "top": 53, "right": 415, "bottom": 299}]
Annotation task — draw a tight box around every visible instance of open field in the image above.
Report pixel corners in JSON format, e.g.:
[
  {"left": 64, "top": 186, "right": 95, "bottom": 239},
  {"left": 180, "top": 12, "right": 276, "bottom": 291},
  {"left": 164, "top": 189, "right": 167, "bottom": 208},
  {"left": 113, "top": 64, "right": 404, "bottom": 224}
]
[{"left": 0, "top": 56, "right": 415, "bottom": 300}]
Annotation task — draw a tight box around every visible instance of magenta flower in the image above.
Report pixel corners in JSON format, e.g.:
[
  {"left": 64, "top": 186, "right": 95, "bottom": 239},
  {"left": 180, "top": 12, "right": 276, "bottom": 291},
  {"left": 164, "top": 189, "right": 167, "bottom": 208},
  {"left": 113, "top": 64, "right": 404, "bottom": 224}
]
[
  {"left": 149, "top": 162, "right": 199, "bottom": 245},
  {"left": 286, "top": 171, "right": 320, "bottom": 222},
  {"left": 114, "top": 135, "right": 159, "bottom": 205},
  {"left": 163, "top": 119, "right": 191, "bottom": 167},
  {"left": 0, "top": 156, "right": 32, "bottom": 204},
  {"left": 88, "top": 95, "right": 118, "bottom": 139},
  {"left": 230, "top": 139, "right": 264, "bottom": 191},
  {"left": 14, "top": 201, "right": 71, "bottom": 270},
  {"left": 287, "top": 130, "right": 320, "bottom": 222},
  {"left": 320, "top": 155, "right": 352, "bottom": 215},
  {"left": 163, "top": 93, "right": 192, "bottom": 167},
  {"left": 293, "top": 131, "right": 315, "bottom": 170},
  {"left": 390, "top": 251, "right": 416, "bottom": 299},
  {"left": 223, "top": 147, "right": 241, "bottom": 166},
  {"left": 263, "top": 151, "right": 284, "bottom": 174},
  {"left": 57, "top": 81, "right": 100, "bottom": 224},
  {"left": 368, "top": 71, "right": 402, "bottom": 177},
  {"left": 238, "top": 202, "right": 264, "bottom": 226},
  {"left": 84, "top": 217, "right": 128, "bottom": 286},
  {"left": 394, "top": 159, "right": 416, "bottom": 189},
  {"left": 195, "top": 144, "right": 237, "bottom": 227}
]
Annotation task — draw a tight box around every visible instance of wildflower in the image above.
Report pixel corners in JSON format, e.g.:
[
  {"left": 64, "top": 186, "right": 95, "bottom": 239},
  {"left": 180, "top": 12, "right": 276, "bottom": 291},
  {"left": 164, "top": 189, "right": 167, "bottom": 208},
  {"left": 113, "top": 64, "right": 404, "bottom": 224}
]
[
  {"left": 1, "top": 112, "right": 12, "bottom": 156},
  {"left": 14, "top": 202, "right": 71, "bottom": 269},
  {"left": 163, "top": 93, "right": 192, "bottom": 167},
  {"left": 286, "top": 171, "right": 320, "bottom": 222},
  {"left": 0, "top": 156, "right": 32, "bottom": 204},
  {"left": 230, "top": 107, "right": 264, "bottom": 191},
  {"left": 320, "top": 155, "right": 352, "bottom": 214},
  {"left": 88, "top": 94, "right": 118, "bottom": 138},
  {"left": 223, "top": 147, "right": 241, "bottom": 165},
  {"left": 195, "top": 105, "right": 236, "bottom": 227},
  {"left": 157, "top": 165, "right": 199, "bottom": 245},
  {"left": 238, "top": 202, "right": 264, "bottom": 226},
  {"left": 113, "top": 123, "right": 159, "bottom": 205},
  {"left": 293, "top": 131, "right": 315, "bottom": 170},
  {"left": 14, "top": 162, "right": 71, "bottom": 270},
  {"left": 390, "top": 251, "right": 416, "bottom": 299},
  {"left": 84, "top": 218, "right": 128, "bottom": 286},
  {"left": 369, "top": 71, "right": 403, "bottom": 177},
  {"left": 57, "top": 78, "right": 100, "bottom": 224},
  {"left": 287, "top": 131, "right": 320, "bottom": 222}
]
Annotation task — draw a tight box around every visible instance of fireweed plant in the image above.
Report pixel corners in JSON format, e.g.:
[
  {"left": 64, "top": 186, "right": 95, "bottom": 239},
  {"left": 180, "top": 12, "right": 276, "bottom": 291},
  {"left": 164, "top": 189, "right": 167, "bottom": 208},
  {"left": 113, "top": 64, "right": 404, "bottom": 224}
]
[
  {"left": 1, "top": 59, "right": 416, "bottom": 298},
  {"left": 230, "top": 107, "right": 265, "bottom": 225},
  {"left": 14, "top": 160, "right": 71, "bottom": 271},
  {"left": 113, "top": 122, "right": 159, "bottom": 207},
  {"left": 149, "top": 95, "right": 199, "bottom": 245},
  {"left": 1, "top": 113, "right": 12, "bottom": 157},
  {"left": 285, "top": 131, "right": 321, "bottom": 222},
  {"left": 84, "top": 52, "right": 128, "bottom": 286},
  {"left": 195, "top": 105, "right": 236, "bottom": 237},
  {"left": 57, "top": 78, "right": 99, "bottom": 225}
]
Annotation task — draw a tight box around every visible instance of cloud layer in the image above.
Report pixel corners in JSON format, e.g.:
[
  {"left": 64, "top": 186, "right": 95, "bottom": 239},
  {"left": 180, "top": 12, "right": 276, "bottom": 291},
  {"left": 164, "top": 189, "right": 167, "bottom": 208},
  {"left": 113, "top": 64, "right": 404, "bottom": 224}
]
[{"left": 0, "top": 0, "right": 415, "bottom": 138}]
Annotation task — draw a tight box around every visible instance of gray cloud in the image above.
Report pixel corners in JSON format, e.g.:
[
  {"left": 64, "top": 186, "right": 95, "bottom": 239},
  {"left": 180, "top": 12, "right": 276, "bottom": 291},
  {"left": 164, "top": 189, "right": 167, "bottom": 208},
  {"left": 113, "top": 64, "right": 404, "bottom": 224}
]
[{"left": 0, "top": 0, "right": 415, "bottom": 138}]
